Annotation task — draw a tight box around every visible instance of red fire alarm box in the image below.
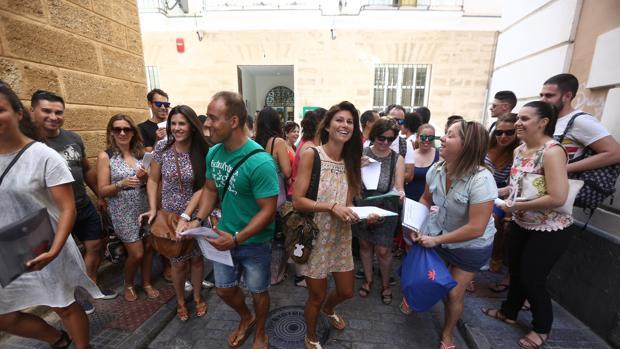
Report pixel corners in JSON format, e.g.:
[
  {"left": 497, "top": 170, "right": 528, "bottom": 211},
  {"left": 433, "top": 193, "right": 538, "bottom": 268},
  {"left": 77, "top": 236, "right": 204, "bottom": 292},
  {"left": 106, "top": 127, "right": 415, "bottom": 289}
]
[{"left": 176, "top": 38, "right": 185, "bottom": 53}]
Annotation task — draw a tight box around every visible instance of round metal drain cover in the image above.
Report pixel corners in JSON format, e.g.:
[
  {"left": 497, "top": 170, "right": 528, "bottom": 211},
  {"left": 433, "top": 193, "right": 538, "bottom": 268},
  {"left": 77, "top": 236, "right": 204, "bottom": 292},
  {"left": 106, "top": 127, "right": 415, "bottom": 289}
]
[{"left": 265, "top": 305, "right": 330, "bottom": 348}]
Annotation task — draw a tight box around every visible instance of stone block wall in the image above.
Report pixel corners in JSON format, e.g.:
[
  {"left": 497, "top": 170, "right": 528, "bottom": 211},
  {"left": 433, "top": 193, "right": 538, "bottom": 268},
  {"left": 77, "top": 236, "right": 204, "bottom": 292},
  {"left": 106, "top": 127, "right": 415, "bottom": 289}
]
[{"left": 0, "top": 0, "right": 149, "bottom": 160}]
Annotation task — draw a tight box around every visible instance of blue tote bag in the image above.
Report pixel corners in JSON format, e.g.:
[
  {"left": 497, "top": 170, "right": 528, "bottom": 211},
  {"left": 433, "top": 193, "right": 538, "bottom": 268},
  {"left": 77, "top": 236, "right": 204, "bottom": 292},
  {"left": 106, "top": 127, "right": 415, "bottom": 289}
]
[{"left": 398, "top": 244, "right": 457, "bottom": 312}]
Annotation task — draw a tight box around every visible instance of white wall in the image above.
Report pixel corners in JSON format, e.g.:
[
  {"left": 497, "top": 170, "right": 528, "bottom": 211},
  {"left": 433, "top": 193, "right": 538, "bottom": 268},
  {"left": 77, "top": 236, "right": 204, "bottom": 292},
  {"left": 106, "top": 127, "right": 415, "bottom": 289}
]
[{"left": 253, "top": 75, "right": 294, "bottom": 112}]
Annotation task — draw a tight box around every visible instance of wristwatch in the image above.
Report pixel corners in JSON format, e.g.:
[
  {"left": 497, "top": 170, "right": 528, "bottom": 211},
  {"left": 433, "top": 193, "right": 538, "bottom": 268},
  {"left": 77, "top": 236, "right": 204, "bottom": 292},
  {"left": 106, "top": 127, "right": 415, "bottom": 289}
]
[{"left": 180, "top": 213, "right": 192, "bottom": 222}]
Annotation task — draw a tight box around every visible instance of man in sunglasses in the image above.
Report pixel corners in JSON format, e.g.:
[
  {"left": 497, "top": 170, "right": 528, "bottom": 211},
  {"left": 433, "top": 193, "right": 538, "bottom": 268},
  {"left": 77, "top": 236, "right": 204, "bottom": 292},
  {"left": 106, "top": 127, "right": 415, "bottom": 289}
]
[
  {"left": 138, "top": 88, "right": 171, "bottom": 152},
  {"left": 30, "top": 90, "right": 117, "bottom": 314},
  {"left": 488, "top": 90, "right": 517, "bottom": 132}
]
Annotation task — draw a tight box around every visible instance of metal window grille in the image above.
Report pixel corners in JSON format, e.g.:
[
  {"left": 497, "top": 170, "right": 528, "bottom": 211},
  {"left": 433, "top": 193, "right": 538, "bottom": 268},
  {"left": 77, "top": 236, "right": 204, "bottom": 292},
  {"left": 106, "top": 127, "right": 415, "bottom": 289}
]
[
  {"left": 145, "top": 66, "right": 161, "bottom": 91},
  {"left": 373, "top": 64, "right": 431, "bottom": 111}
]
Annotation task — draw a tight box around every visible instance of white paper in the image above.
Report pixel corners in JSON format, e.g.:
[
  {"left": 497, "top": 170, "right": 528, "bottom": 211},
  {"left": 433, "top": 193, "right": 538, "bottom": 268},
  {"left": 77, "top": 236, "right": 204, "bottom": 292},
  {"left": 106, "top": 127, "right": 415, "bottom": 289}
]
[
  {"left": 349, "top": 206, "right": 398, "bottom": 220},
  {"left": 142, "top": 152, "right": 153, "bottom": 170},
  {"left": 494, "top": 198, "right": 505, "bottom": 206},
  {"left": 157, "top": 121, "right": 167, "bottom": 129},
  {"left": 402, "top": 198, "right": 429, "bottom": 232},
  {"left": 180, "top": 227, "right": 233, "bottom": 266},
  {"left": 361, "top": 161, "right": 381, "bottom": 190}
]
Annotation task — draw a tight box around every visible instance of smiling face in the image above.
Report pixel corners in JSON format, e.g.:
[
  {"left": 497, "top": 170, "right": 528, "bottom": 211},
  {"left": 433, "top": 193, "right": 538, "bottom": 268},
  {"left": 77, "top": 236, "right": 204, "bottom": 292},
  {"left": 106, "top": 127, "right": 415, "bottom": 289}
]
[
  {"left": 493, "top": 121, "right": 516, "bottom": 148},
  {"left": 325, "top": 110, "right": 354, "bottom": 144},
  {"left": 417, "top": 126, "right": 436, "bottom": 151},
  {"left": 515, "top": 106, "right": 548, "bottom": 143},
  {"left": 110, "top": 119, "right": 134, "bottom": 147},
  {"left": 30, "top": 99, "right": 64, "bottom": 137},
  {"left": 148, "top": 93, "right": 170, "bottom": 122},
  {"left": 286, "top": 126, "right": 300, "bottom": 145},
  {"left": 169, "top": 113, "right": 192, "bottom": 143},
  {"left": 439, "top": 122, "right": 463, "bottom": 162},
  {"left": 373, "top": 129, "right": 397, "bottom": 153}
]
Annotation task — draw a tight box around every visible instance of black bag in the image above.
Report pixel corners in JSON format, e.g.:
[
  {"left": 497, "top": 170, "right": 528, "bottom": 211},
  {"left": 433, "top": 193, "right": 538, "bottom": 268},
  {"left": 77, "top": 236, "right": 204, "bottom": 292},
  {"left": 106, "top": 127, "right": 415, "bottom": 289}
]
[
  {"left": 557, "top": 112, "right": 620, "bottom": 215},
  {"left": 282, "top": 148, "right": 321, "bottom": 264}
]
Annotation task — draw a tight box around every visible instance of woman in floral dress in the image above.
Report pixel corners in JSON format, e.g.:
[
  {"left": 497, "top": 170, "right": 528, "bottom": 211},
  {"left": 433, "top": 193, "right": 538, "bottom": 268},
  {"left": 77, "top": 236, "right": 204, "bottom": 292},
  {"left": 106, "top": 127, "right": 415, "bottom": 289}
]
[
  {"left": 293, "top": 101, "right": 363, "bottom": 349},
  {"left": 485, "top": 101, "right": 571, "bottom": 349},
  {"left": 140, "top": 105, "right": 210, "bottom": 322},
  {"left": 97, "top": 114, "right": 159, "bottom": 302}
]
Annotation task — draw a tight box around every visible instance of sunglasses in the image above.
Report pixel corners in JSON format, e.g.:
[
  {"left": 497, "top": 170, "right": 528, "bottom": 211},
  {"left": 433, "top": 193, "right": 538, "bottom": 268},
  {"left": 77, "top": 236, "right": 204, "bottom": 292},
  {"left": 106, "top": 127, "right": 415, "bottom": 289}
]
[
  {"left": 419, "top": 135, "right": 437, "bottom": 142},
  {"left": 375, "top": 135, "right": 396, "bottom": 143},
  {"left": 112, "top": 127, "right": 134, "bottom": 135},
  {"left": 153, "top": 101, "right": 171, "bottom": 108},
  {"left": 494, "top": 129, "right": 516, "bottom": 136},
  {"left": 396, "top": 119, "right": 405, "bottom": 125}
]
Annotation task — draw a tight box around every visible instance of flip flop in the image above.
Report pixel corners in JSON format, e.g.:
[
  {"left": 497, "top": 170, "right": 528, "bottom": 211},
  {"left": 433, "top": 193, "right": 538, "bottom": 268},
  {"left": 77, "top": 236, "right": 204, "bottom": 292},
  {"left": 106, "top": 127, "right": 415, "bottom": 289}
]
[
  {"left": 488, "top": 283, "right": 509, "bottom": 293},
  {"left": 143, "top": 285, "right": 160, "bottom": 299},
  {"left": 440, "top": 341, "right": 456, "bottom": 349},
  {"left": 322, "top": 310, "right": 346, "bottom": 330},
  {"left": 228, "top": 316, "right": 256, "bottom": 348}
]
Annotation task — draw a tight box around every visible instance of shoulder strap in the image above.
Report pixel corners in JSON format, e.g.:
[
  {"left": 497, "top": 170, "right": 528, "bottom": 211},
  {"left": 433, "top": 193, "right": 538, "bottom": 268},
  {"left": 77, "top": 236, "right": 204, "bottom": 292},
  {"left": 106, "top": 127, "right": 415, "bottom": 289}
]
[
  {"left": 105, "top": 148, "right": 114, "bottom": 158},
  {"left": 306, "top": 147, "right": 321, "bottom": 202},
  {"left": 0, "top": 141, "right": 36, "bottom": 187},
  {"left": 387, "top": 150, "right": 397, "bottom": 191},
  {"left": 558, "top": 112, "right": 588, "bottom": 143},
  {"left": 221, "top": 148, "right": 265, "bottom": 202},
  {"left": 269, "top": 137, "right": 276, "bottom": 156}
]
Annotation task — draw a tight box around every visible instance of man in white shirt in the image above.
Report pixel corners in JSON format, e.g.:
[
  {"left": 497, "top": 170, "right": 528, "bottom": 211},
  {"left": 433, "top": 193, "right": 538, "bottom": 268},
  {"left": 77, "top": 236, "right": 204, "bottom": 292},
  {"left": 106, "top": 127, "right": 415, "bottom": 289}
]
[
  {"left": 386, "top": 105, "right": 415, "bottom": 182},
  {"left": 540, "top": 73, "right": 620, "bottom": 173}
]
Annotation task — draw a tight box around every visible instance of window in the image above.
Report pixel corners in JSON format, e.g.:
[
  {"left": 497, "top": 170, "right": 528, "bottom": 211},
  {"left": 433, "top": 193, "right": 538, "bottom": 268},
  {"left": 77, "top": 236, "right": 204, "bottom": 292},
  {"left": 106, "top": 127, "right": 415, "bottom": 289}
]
[
  {"left": 373, "top": 64, "right": 430, "bottom": 111},
  {"left": 145, "top": 66, "right": 161, "bottom": 91}
]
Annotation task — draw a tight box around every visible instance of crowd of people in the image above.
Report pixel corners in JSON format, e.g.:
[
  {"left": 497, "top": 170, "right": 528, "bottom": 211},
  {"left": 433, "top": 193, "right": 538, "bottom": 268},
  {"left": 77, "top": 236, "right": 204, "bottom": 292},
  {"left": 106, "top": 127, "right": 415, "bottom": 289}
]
[{"left": 0, "top": 72, "right": 619, "bottom": 349}]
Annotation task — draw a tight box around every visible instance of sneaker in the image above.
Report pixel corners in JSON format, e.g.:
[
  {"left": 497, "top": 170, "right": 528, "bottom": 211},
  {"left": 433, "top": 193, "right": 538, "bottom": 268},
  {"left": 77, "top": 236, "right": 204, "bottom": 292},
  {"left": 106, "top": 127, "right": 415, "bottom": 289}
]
[
  {"left": 100, "top": 288, "right": 118, "bottom": 300},
  {"left": 202, "top": 280, "right": 215, "bottom": 289},
  {"left": 78, "top": 300, "right": 95, "bottom": 315},
  {"left": 184, "top": 281, "right": 193, "bottom": 292}
]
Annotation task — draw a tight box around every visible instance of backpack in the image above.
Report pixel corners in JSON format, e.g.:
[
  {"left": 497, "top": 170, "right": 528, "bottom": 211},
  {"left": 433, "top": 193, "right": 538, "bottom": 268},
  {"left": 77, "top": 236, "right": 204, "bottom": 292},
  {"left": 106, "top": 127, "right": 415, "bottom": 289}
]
[
  {"left": 557, "top": 112, "right": 620, "bottom": 217},
  {"left": 281, "top": 148, "right": 321, "bottom": 264}
]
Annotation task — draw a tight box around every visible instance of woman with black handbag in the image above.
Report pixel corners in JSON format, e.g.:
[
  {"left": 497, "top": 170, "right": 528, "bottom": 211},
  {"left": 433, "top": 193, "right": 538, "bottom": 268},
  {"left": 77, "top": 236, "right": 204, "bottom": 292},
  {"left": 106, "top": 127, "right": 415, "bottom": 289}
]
[
  {"left": 0, "top": 81, "right": 101, "bottom": 348},
  {"left": 139, "top": 105, "right": 209, "bottom": 322},
  {"left": 293, "top": 101, "right": 362, "bottom": 349}
]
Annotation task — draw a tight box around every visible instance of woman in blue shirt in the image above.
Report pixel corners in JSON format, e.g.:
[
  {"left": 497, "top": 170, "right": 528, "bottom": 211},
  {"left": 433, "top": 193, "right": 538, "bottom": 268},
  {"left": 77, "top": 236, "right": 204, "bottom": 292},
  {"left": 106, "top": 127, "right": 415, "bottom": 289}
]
[{"left": 414, "top": 120, "right": 497, "bottom": 349}]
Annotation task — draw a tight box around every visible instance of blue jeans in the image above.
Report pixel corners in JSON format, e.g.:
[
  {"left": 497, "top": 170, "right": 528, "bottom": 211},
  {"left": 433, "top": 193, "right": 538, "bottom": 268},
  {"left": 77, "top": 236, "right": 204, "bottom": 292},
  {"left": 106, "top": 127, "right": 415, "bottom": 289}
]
[{"left": 213, "top": 242, "right": 272, "bottom": 293}]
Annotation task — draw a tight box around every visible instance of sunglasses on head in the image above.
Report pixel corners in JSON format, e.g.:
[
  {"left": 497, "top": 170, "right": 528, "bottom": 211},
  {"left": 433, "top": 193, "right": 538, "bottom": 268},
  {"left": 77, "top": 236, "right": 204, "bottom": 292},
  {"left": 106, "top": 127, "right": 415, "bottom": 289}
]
[
  {"left": 153, "top": 101, "right": 171, "bottom": 108},
  {"left": 494, "top": 129, "right": 516, "bottom": 136},
  {"left": 375, "top": 135, "right": 396, "bottom": 143},
  {"left": 419, "top": 135, "right": 437, "bottom": 142},
  {"left": 112, "top": 127, "right": 134, "bottom": 135}
]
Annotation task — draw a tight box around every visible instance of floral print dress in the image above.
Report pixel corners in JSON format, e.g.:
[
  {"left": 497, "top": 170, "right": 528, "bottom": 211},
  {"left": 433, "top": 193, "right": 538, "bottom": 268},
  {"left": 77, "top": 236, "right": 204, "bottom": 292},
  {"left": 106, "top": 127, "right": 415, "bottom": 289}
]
[
  {"left": 509, "top": 139, "right": 572, "bottom": 231},
  {"left": 298, "top": 146, "right": 354, "bottom": 279}
]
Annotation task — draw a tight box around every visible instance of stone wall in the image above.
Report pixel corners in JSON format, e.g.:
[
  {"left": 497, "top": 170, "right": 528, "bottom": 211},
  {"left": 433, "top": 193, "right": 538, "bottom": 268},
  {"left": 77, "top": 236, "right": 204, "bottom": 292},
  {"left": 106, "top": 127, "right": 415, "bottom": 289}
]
[
  {"left": 142, "top": 29, "right": 497, "bottom": 127},
  {"left": 0, "top": 0, "right": 149, "bottom": 160}
]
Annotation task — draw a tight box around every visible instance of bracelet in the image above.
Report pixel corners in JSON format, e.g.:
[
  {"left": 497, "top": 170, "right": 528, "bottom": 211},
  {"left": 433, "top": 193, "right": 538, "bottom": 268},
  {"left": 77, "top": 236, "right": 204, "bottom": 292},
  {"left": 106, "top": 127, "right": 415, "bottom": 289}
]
[
  {"left": 114, "top": 181, "right": 121, "bottom": 189},
  {"left": 330, "top": 202, "right": 337, "bottom": 212},
  {"left": 312, "top": 201, "right": 319, "bottom": 213},
  {"left": 180, "top": 212, "right": 191, "bottom": 222},
  {"left": 233, "top": 234, "right": 239, "bottom": 247}
]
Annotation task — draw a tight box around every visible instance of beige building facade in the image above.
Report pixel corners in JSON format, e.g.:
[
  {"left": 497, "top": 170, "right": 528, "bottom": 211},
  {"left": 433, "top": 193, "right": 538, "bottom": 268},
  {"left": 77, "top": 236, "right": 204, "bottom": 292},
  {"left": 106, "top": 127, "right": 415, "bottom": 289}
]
[{"left": 0, "top": 0, "right": 149, "bottom": 161}]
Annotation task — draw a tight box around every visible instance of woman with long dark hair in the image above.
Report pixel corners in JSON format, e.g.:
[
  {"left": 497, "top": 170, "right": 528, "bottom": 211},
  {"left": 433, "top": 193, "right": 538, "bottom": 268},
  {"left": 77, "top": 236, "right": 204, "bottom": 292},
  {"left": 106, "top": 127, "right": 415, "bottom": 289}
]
[
  {"left": 293, "top": 101, "right": 363, "bottom": 349},
  {"left": 484, "top": 102, "right": 570, "bottom": 349},
  {"left": 97, "top": 114, "right": 159, "bottom": 302},
  {"left": 140, "top": 105, "right": 209, "bottom": 321},
  {"left": 0, "top": 81, "right": 101, "bottom": 349}
]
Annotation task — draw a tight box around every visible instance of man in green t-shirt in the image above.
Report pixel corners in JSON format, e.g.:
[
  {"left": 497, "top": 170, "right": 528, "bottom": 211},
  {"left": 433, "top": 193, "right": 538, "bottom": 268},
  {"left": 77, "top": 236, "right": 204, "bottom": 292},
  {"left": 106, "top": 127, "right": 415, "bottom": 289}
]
[{"left": 179, "top": 91, "right": 278, "bottom": 349}]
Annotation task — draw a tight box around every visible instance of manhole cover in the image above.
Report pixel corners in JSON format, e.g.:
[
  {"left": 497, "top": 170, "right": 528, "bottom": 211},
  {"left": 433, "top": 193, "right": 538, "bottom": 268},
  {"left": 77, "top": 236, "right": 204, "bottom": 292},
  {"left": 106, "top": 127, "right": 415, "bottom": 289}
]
[{"left": 265, "top": 305, "right": 330, "bottom": 348}]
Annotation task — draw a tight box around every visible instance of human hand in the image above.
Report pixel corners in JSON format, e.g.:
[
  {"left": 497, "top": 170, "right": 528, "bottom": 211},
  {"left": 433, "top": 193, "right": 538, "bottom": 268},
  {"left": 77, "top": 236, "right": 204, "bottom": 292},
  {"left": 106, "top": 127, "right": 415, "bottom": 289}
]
[
  {"left": 366, "top": 213, "right": 382, "bottom": 225},
  {"left": 361, "top": 156, "right": 370, "bottom": 168},
  {"left": 155, "top": 128, "right": 166, "bottom": 141},
  {"left": 332, "top": 205, "right": 360, "bottom": 224},
  {"left": 175, "top": 219, "right": 199, "bottom": 239},
  {"left": 96, "top": 197, "right": 107, "bottom": 211},
  {"left": 139, "top": 210, "right": 157, "bottom": 224},
  {"left": 498, "top": 200, "right": 515, "bottom": 214},
  {"left": 205, "top": 227, "right": 235, "bottom": 251},
  {"left": 26, "top": 251, "right": 57, "bottom": 271},
  {"left": 136, "top": 165, "right": 148, "bottom": 181},
  {"left": 122, "top": 175, "right": 141, "bottom": 188},
  {"left": 497, "top": 186, "right": 512, "bottom": 199},
  {"left": 397, "top": 189, "right": 406, "bottom": 204},
  {"left": 415, "top": 234, "right": 439, "bottom": 248}
]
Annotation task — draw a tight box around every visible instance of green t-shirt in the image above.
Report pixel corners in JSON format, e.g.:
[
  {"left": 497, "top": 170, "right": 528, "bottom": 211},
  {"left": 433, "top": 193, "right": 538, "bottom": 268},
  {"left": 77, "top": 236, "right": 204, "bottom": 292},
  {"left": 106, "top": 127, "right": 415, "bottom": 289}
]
[{"left": 206, "top": 139, "right": 279, "bottom": 245}]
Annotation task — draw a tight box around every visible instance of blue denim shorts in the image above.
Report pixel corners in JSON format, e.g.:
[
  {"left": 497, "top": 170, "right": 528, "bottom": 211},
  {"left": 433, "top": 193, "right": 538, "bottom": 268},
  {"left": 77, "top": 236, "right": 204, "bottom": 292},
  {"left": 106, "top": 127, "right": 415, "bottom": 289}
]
[{"left": 213, "top": 242, "right": 272, "bottom": 293}]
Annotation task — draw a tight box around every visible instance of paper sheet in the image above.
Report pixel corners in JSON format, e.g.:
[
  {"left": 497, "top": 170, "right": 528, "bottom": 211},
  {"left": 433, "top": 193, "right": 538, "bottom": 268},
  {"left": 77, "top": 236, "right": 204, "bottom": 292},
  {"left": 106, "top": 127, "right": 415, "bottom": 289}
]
[
  {"left": 364, "top": 190, "right": 400, "bottom": 201},
  {"left": 361, "top": 161, "right": 381, "bottom": 190},
  {"left": 157, "top": 121, "right": 168, "bottom": 141},
  {"left": 350, "top": 206, "right": 398, "bottom": 220},
  {"left": 180, "top": 227, "right": 233, "bottom": 266},
  {"left": 402, "top": 198, "right": 429, "bottom": 232},
  {"left": 142, "top": 152, "right": 153, "bottom": 170}
]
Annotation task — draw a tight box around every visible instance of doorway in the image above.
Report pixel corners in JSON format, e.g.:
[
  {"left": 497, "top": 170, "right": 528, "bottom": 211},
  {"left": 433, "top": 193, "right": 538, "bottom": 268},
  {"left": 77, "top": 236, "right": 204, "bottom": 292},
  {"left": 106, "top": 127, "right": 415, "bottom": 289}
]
[{"left": 237, "top": 65, "right": 294, "bottom": 123}]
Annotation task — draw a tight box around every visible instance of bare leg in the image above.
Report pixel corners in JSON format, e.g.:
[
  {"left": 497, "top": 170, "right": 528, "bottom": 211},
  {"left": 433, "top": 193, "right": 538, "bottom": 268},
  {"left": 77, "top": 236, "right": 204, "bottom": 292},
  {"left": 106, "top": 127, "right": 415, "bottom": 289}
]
[
  {"left": 0, "top": 312, "right": 64, "bottom": 345},
  {"left": 375, "top": 245, "right": 393, "bottom": 302},
  {"left": 123, "top": 241, "right": 144, "bottom": 288},
  {"left": 190, "top": 256, "right": 204, "bottom": 302},
  {"left": 141, "top": 238, "right": 155, "bottom": 286},
  {"left": 440, "top": 266, "right": 475, "bottom": 348},
  {"left": 304, "top": 277, "right": 327, "bottom": 342},
  {"left": 251, "top": 291, "right": 270, "bottom": 348},
  {"left": 359, "top": 239, "right": 374, "bottom": 286},
  {"left": 171, "top": 260, "right": 188, "bottom": 305},
  {"left": 53, "top": 302, "right": 90, "bottom": 349},
  {"left": 82, "top": 239, "right": 105, "bottom": 284},
  {"left": 322, "top": 270, "right": 354, "bottom": 316},
  {"left": 217, "top": 287, "right": 255, "bottom": 346}
]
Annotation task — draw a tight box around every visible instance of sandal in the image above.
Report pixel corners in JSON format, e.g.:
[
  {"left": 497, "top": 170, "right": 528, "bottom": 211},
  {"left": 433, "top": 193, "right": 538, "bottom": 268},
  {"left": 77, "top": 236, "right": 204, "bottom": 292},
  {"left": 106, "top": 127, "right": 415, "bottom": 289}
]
[
  {"left": 177, "top": 303, "right": 189, "bottom": 322},
  {"left": 304, "top": 336, "right": 322, "bottom": 349},
  {"left": 227, "top": 316, "right": 256, "bottom": 348},
  {"left": 399, "top": 298, "right": 412, "bottom": 315},
  {"left": 440, "top": 341, "right": 456, "bottom": 349},
  {"left": 358, "top": 280, "right": 372, "bottom": 298},
  {"left": 488, "top": 282, "right": 509, "bottom": 293},
  {"left": 195, "top": 300, "right": 208, "bottom": 317},
  {"left": 381, "top": 286, "right": 392, "bottom": 305},
  {"left": 518, "top": 331, "right": 549, "bottom": 349},
  {"left": 480, "top": 308, "right": 516, "bottom": 325},
  {"left": 322, "top": 310, "right": 346, "bottom": 330},
  {"left": 124, "top": 286, "right": 138, "bottom": 302},
  {"left": 143, "top": 285, "right": 160, "bottom": 299},
  {"left": 51, "top": 329, "right": 72, "bottom": 349}
]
